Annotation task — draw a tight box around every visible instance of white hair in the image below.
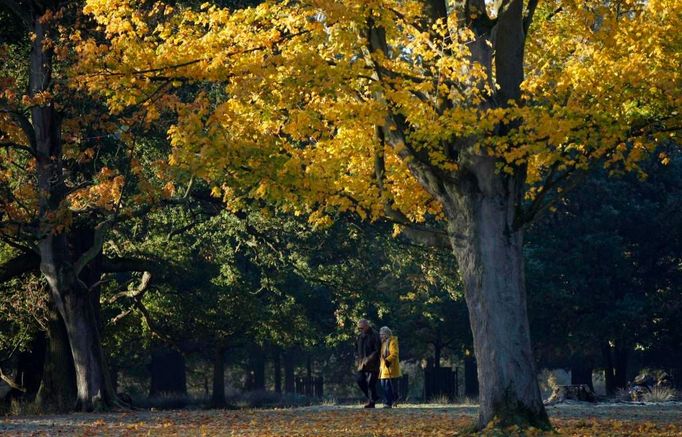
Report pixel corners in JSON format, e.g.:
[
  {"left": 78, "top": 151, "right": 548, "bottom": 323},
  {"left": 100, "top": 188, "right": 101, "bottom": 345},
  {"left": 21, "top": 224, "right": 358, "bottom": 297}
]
[{"left": 379, "top": 326, "right": 392, "bottom": 337}]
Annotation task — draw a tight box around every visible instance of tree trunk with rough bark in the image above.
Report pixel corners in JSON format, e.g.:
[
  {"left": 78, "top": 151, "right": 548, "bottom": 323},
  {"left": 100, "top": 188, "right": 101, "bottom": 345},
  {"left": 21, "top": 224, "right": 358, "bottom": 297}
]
[
  {"left": 442, "top": 174, "right": 548, "bottom": 428},
  {"left": 29, "top": 6, "right": 116, "bottom": 412},
  {"left": 36, "top": 303, "right": 77, "bottom": 412}
]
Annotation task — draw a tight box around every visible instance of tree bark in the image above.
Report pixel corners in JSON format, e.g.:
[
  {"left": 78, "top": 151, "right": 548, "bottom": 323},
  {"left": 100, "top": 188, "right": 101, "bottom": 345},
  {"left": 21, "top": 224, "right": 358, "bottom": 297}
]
[
  {"left": 443, "top": 169, "right": 548, "bottom": 429},
  {"left": 27, "top": 3, "right": 116, "bottom": 412},
  {"left": 211, "top": 347, "right": 226, "bottom": 407},
  {"left": 36, "top": 303, "right": 77, "bottom": 412}
]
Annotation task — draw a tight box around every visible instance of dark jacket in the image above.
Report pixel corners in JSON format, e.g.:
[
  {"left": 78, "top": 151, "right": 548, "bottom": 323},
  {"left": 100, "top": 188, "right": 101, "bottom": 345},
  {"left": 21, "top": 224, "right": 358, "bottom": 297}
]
[{"left": 355, "top": 329, "right": 381, "bottom": 373}]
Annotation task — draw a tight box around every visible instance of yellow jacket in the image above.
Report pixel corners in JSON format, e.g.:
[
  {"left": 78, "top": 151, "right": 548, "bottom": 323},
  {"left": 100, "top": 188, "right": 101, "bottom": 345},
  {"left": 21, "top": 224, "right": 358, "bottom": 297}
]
[{"left": 379, "top": 336, "right": 401, "bottom": 379}]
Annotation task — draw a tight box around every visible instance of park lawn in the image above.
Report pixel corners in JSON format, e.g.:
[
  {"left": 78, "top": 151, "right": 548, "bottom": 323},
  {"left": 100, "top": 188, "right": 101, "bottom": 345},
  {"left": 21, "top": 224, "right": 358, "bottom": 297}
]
[{"left": 2, "top": 404, "right": 682, "bottom": 436}]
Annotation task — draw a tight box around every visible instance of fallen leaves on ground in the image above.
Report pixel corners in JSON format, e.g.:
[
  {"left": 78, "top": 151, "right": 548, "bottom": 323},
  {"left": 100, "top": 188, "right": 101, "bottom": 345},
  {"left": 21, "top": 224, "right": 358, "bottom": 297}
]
[{"left": 2, "top": 405, "right": 682, "bottom": 436}]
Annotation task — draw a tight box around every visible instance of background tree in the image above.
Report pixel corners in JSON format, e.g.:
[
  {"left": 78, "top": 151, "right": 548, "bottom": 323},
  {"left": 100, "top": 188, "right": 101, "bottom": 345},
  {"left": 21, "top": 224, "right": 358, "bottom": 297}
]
[{"left": 526, "top": 151, "right": 682, "bottom": 393}]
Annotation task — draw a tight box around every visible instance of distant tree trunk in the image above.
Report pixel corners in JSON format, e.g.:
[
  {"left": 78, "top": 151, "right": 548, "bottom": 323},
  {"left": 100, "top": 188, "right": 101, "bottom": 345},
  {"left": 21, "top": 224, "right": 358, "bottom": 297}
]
[
  {"left": 306, "top": 355, "right": 312, "bottom": 378},
  {"left": 602, "top": 342, "right": 628, "bottom": 395},
  {"left": 253, "top": 349, "right": 265, "bottom": 391},
  {"left": 433, "top": 340, "right": 442, "bottom": 369},
  {"left": 284, "top": 351, "right": 295, "bottom": 393},
  {"left": 570, "top": 363, "right": 594, "bottom": 392},
  {"left": 4, "top": 332, "right": 46, "bottom": 403},
  {"left": 614, "top": 344, "right": 629, "bottom": 390},
  {"left": 36, "top": 303, "right": 77, "bottom": 412},
  {"left": 149, "top": 347, "right": 187, "bottom": 396},
  {"left": 211, "top": 347, "right": 226, "bottom": 407},
  {"left": 464, "top": 354, "right": 479, "bottom": 398},
  {"left": 273, "top": 350, "right": 282, "bottom": 394}
]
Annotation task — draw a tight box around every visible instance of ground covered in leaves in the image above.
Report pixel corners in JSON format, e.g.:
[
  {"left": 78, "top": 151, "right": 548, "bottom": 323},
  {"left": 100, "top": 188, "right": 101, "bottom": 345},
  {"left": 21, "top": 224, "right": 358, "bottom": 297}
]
[{"left": 2, "top": 403, "right": 682, "bottom": 436}]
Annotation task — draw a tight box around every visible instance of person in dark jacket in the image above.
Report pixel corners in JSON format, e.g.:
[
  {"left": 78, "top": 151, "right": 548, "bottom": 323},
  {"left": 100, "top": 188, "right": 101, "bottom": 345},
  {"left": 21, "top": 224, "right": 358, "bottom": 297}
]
[{"left": 354, "top": 319, "right": 381, "bottom": 408}]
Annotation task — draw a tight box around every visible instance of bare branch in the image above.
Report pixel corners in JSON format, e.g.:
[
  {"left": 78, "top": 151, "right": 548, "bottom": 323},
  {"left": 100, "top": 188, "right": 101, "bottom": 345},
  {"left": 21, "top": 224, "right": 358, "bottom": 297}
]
[{"left": 0, "top": 368, "right": 26, "bottom": 392}]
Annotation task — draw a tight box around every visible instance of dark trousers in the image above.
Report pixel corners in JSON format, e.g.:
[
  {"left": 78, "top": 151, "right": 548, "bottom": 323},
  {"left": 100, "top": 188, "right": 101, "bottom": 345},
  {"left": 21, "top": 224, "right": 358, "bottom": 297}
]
[
  {"left": 381, "top": 378, "right": 396, "bottom": 406},
  {"left": 356, "top": 371, "right": 379, "bottom": 402}
]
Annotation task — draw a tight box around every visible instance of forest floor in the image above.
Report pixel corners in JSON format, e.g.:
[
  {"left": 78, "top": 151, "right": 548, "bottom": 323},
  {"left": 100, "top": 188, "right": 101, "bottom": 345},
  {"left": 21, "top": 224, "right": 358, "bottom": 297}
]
[{"left": 1, "top": 402, "right": 682, "bottom": 436}]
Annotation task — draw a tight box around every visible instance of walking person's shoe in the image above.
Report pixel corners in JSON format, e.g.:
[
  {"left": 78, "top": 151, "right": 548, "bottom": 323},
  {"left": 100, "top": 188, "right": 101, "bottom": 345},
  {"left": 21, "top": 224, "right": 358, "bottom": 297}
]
[{"left": 363, "top": 401, "right": 376, "bottom": 408}]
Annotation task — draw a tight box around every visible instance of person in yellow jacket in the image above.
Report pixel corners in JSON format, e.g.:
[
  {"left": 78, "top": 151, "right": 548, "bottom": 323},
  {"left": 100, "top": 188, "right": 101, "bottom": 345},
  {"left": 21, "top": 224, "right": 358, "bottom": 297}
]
[{"left": 379, "top": 326, "right": 401, "bottom": 408}]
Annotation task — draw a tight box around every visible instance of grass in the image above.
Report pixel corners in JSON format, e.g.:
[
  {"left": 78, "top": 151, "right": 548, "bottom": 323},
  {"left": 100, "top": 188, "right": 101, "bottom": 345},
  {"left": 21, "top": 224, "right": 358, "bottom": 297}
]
[{"left": 642, "top": 386, "right": 678, "bottom": 403}]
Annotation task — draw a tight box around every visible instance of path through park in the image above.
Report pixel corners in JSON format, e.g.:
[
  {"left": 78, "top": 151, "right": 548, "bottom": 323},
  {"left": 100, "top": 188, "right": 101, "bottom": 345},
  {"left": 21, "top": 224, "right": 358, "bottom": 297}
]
[{"left": 2, "top": 403, "right": 682, "bottom": 436}]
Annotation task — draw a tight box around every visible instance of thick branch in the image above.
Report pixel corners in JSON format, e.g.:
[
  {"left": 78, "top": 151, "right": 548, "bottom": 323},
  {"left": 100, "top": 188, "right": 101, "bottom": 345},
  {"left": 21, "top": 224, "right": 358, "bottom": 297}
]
[
  {"left": 374, "top": 138, "right": 452, "bottom": 249},
  {"left": 0, "top": 109, "right": 36, "bottom": 151},
  {"left": 0, "top": 142, "right": 36, "bottom": 157},
  {"left": 366, "top": 20, "right": 451, "bottom": 202},
  {"left": 0, "top": 252, "right": 39, "bottom": 283},
  {"left": 523, "top": 0, "right": 539, "bottom": 37},
  {"left": 73, "top": 220, "right": 110, "bottom": 276}
]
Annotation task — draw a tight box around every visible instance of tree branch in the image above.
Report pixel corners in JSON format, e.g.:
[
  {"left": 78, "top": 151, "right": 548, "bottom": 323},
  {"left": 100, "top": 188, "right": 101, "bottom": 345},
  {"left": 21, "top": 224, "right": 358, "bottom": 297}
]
[
  {"left": 0, "top": 251, "right": 39, "bottom": 283},
  {"left": 0, "top": 368, "right": 26, "bottom": 392},
  {"left": 0, "top": 109, "right": 36, "bottom": 151},
  {"left": 73, "top": 220, "right": 110, "bottom": 276},
  {"left": 523, "top": 0, "right": 539, "bottom": 37},
  {"left": 0, "top": 142, "right": 36, "bottom": 157}
]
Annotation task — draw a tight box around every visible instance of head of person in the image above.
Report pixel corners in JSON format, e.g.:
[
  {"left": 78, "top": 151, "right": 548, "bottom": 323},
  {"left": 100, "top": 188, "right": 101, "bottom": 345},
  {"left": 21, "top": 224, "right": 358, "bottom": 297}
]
[
  {"left": 357, "top": 319, "right": 371, "bottom": 334},
  {"left": 379, "top": 326, "right": 392, "bottom": 341}
]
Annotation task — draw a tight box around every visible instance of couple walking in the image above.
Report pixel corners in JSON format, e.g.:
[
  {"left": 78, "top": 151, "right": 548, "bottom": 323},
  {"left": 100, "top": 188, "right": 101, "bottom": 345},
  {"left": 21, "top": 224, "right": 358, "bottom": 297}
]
[{"left": 354, "top": 319, "right": 400, "bottom": 408}]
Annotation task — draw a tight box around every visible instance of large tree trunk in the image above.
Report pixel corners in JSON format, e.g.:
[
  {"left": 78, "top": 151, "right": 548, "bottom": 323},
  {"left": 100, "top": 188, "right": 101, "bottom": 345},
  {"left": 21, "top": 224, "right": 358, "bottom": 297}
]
[
  {"left": 444, "top": 171, "right": 548, "bottom": 429},
  {"left": 36, "top": 303, "right": 77, "bottom": 412},
  {"left": 30, "top": 7, "right": 115, "bottom": 411},
  {"left": 211, "top": 347, "right": 226, "bottom": 407}
]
